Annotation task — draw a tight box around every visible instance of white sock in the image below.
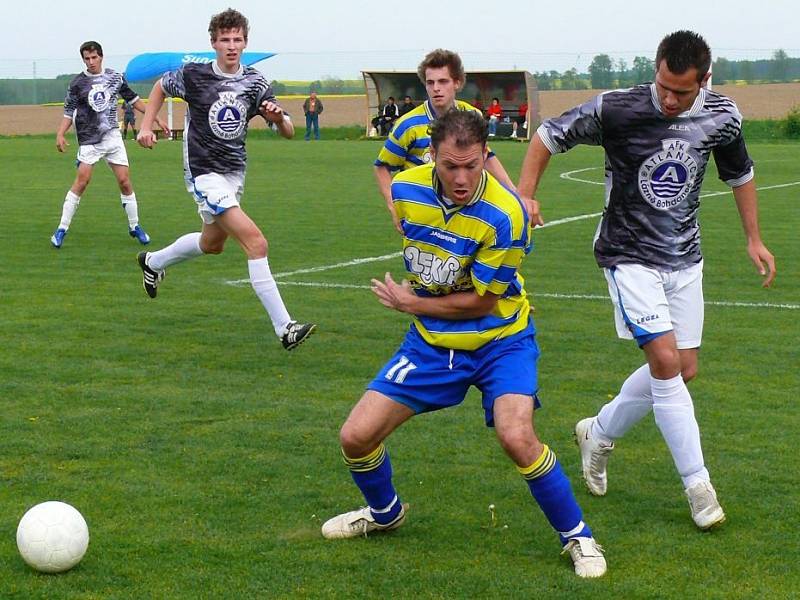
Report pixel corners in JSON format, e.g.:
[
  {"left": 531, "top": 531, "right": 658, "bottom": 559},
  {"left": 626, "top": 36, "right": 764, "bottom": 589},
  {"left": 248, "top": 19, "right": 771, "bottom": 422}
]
[
  {"left": 147, "top": 232, "right": 203, "bottom": 271},
  {"left": 58, "top": 191, "right": 81, "bottom": 230},
  {"left": 651, "top": 374, "right": 709, "bottom": 488},
  {"left": 121, "top": 192, "right": 139, "bottom": 228},
  {"left": 248, "top": 258, "right": 292, "bottom": 337},
  {"left": 593, "top": 364, "right": 653, "bottom": 442}
]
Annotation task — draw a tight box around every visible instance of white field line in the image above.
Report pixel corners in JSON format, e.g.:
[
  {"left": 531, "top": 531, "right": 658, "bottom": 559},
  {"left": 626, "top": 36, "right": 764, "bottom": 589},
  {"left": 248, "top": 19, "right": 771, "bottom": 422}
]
[
  {"left": 225, "top": 170, "right": 797, "bottom": 310},
  {"left": 226, "top": 212, "right": 603, "bottom": 286},
  {"left": 560, "top": 166, "right": 800, "bottom": 198},
  {"left": 228, "top": 279, "right": 798, "bottom": 310}
]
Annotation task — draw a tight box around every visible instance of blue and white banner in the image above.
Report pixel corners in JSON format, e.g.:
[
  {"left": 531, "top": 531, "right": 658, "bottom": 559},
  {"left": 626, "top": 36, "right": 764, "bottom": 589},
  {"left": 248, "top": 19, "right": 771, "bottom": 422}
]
[{"left": 125, "top": 52, "right": 275, "bottom": 82}]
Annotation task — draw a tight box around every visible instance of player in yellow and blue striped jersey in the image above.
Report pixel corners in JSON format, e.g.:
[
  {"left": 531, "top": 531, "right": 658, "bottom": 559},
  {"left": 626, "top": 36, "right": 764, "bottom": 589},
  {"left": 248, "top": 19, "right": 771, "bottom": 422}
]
[
  {"left": 374, "top": 49, "right": 516, "bottom": 233},
  {"left": 322, "top": 110, "right": 607, "bottom": 578}
]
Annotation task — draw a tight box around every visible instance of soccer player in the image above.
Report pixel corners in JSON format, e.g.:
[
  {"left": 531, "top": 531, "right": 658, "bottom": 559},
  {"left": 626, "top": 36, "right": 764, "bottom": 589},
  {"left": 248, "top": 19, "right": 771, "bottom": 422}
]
[
  {"left": 322, "top": 110, "right": 607, "bottom": 578},
  {"left": 374, "top": 49, "right": 516, "bottom": 234},
  {"left": 135, "top": 8, "right": 315, "bottom": 351},
  {"left": 51, "top": 40, "right": 165, "bottom": 249},
  {"left": 120, "top": 100, "right": 137, "bottom": 140},
  {"left": 517, "top": 30, "right": 776, "bottom": 529}
]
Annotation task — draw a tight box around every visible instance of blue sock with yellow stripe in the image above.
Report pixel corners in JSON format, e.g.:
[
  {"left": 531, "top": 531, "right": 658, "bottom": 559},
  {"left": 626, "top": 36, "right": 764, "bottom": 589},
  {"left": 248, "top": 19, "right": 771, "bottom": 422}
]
[
  {"left": 518, "top": 445, "right": 591, "bottom": 544},
  {"left": 343, "top": 444, "right": 403, "bottom": 525}
]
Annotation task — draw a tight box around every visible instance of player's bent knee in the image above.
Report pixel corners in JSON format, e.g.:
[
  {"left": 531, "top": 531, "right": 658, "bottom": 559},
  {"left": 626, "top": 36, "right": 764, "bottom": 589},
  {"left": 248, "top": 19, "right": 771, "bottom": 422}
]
[
  {"left": 339, "top": 423, "right": 379, "bottom": 458},
  {"left": 496, "top": 428, "right": 540, "bottom": 465},
  {"left": 247, "top": 236, "right": 268, "bottom": 259}
]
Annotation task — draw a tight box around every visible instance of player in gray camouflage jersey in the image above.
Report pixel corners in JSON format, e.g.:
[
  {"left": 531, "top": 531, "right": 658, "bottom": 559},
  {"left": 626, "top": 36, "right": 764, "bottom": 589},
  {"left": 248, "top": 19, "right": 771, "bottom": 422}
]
[
  {"left": 51, "top": 40, "right": 167, "bottom": 249},
  {"left": 518, "top": 31, "right": 775, "bottom": 530},
  {"left": 136, "top": 8, "right": 315, "bottom": 351}
]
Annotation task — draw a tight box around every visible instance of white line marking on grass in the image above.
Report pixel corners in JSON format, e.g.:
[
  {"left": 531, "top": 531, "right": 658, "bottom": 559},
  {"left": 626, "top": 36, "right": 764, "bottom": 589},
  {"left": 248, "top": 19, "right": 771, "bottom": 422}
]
[
  {"left": 560, "top": 167, "right": 800, "bottom": 198},
  {"left": 273, "top": 252, "right": 402, "bottom": 278},
  {"left": 227, "top": 212, "right": 603, "bottom": 286},
  {"left": 227, "top": 252, "right": 403, "bottom": 286},
  {"left": 229, "top": 280, "right": 797, "bottom": 310},
  {"left": 560, "top": 167, "right": 605, "bottom": 186},
  {"left": 225, "top": 171, "right": 798, "bottom": 305},
  {"left": 540, "top": 212, "right": 602, "bottom": 227}
]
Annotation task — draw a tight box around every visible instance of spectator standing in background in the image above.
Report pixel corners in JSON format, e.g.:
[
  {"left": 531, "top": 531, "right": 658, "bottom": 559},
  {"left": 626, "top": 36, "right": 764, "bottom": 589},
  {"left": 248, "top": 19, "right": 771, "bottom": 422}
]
[{"left": 303, "top": 91, "right": 323, "bottom": 141}]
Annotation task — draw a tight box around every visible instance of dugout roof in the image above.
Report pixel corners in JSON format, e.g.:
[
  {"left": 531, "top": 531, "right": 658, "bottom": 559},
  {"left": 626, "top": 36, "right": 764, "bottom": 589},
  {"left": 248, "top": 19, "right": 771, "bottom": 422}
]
[{"left": 361, "top": 70, "right": 538, "bottom": 138}]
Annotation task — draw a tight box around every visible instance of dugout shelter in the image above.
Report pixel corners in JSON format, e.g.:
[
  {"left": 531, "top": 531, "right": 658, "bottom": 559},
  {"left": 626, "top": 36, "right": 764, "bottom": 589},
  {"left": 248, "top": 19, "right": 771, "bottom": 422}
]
[{"left": 361, "top": 70, "right": 538, "bottom": 139}]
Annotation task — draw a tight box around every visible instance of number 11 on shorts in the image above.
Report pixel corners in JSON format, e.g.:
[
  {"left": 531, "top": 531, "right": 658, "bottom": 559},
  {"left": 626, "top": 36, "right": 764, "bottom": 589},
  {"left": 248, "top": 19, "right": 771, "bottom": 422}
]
[{"left": 385, "top": 356, "right": 417, "bottom": 383}]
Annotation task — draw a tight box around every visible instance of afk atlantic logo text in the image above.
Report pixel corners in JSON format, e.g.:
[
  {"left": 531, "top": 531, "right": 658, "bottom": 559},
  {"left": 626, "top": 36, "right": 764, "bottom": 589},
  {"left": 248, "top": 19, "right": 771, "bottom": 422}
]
[
  {"left": 638, "top": 138, "right": 698, "bottom": 211},
  {"left": 209, "top": 92, "right": 247, "bottom": 140}
]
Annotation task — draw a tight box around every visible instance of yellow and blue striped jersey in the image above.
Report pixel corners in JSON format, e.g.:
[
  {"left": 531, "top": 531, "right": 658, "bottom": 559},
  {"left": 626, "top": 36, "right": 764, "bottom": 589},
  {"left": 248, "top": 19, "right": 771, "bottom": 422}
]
[
  {"left": 376, "top": 100, "right": 494, "bottom": 172},
  {"left": 392, "top": 162, "right": 532, "bottom": 351}
]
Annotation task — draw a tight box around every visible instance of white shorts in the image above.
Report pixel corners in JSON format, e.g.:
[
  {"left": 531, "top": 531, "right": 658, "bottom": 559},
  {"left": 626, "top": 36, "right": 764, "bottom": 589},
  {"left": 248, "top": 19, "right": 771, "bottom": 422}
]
[
  {"left": 187, "top": 172, "right": 245, "bottom": 224},
  {"left": 77, "top": 129, "right": 128, "bottom": 166},
  {"left": 603, "top": 261, "right": 704, "bottom": 349}
]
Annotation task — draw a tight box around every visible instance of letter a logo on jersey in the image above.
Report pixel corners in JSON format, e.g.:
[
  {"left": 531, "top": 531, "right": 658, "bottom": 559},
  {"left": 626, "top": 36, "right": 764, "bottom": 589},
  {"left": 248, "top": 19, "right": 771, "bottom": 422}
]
[
  {"left": 209, "top": 92, "right": 247, "bottom": 140},
  {"left": 87, "top": 84, "right": 110, "bottom": 113},
  {"left": 638, "top": 138, "right": 699, "bottom": 211}
]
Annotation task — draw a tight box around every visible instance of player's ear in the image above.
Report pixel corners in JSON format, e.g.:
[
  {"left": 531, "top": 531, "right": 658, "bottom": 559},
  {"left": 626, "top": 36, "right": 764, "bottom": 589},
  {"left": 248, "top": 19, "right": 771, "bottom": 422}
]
[{"left": 700, "top": 71, "right": 711, "bottom": 88}]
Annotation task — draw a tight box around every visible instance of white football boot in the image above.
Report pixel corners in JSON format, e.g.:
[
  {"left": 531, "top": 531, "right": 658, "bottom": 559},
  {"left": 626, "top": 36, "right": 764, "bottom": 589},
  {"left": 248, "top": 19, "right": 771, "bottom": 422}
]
[
  {"left": 562, "top": 537, "right": 607, "bottom": 578},
  {"left": 575, "top": 417, "right": 615, "bottom": 496},
  {"left": 685, "top": 481, "right": 726, "bottom": 530},
  {"left": 321, "top": 505, "right": 406, "bottom": 539}
]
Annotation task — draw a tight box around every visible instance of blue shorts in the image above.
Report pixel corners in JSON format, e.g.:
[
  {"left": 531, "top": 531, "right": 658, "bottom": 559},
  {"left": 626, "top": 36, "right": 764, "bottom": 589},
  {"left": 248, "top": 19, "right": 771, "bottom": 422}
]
[{"left": 368, "top": 320, "right": 540, "bottom": 427}]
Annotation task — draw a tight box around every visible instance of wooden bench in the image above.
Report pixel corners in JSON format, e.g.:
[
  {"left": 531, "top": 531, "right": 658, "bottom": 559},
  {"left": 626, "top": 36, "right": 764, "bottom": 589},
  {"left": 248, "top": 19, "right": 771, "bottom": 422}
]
[{"left": 154, "top": 128, "right": 184, "bottom": 140}]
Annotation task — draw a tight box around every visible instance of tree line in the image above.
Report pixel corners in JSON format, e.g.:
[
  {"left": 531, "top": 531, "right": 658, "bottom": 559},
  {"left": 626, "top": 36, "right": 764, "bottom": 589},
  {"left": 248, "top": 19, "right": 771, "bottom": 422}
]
[{"left": 534, "top": 50, "right": 799, "bottom": 90}]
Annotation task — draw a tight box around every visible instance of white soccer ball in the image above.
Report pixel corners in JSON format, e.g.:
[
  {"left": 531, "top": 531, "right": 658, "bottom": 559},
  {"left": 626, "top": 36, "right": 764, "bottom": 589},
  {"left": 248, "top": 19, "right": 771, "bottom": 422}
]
[{"left": 16, "top": 501, "right": 89, "bottom": 573}]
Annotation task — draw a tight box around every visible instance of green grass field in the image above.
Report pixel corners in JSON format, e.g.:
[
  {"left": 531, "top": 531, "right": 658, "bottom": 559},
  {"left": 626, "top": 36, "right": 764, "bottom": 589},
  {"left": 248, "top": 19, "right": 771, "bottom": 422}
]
[{"left": 0, "top": 134, "right": 797, "bottom": 599}]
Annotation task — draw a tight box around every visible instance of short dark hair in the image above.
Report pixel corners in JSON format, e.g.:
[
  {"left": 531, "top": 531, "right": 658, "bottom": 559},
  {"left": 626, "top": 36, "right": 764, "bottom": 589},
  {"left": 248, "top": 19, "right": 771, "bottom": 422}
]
[
  {"left": 430, "top": 110, "right": 487, "bottom": 150},
  {"left": 388, "top": 96, "right": 395, "bottom": 102},
  {"left": 209, "top": 8, "right": 249, "bottom": 41},
  {"left": 655, "top": 30, "right": 711, "bottom": 82},
  {"left": 417, "top": 49, "right": 465, "bottom": 85},
  {"left": 79, "top": 41, "right": 103, "bottom": 57}
]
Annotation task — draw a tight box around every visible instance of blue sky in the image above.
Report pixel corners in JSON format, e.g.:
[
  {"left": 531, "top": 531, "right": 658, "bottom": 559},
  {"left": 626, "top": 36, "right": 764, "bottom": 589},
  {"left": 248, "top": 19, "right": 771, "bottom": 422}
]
[{"left": 3, "top": 0, "right": 798, "bottom": 79}]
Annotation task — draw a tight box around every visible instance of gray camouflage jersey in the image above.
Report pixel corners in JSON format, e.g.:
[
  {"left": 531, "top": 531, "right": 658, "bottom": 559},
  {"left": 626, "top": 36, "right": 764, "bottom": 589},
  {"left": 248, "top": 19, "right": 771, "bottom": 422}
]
[
  {"left": 160, "top": 62, "right": 277, "bottom": 180},
  {"left": 63, "top": 69, "right": 139, "bottom": 145},
  {"left": 538, "top": 83, "right": 754, "bottom": 271}
]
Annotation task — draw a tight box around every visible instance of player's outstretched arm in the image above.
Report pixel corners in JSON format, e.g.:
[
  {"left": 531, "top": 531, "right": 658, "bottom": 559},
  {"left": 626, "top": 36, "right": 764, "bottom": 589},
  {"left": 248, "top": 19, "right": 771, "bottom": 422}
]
[
  {"left": 260, "top": 101, "right": 294, "bottom": 139},
  {"left": 516, "top": 133, "right": 553, "bottom": 226},
  {"left": 371, "top": 272, "right": 498, "bottom": 319},
  {"left": 137, "top": 81, "right": 167, "bottom": 149},
  {"left": 132, "top": 98, "right": 170, "bottom": 138},
  {"left": 374, "top": 166, "right": 402, "bottom": 234},
  {"left": 55, "top": 117, "right": 73, "bottom": 153},
  {"left": 732, "top": 180, "right": 776, "bottom": 287}
]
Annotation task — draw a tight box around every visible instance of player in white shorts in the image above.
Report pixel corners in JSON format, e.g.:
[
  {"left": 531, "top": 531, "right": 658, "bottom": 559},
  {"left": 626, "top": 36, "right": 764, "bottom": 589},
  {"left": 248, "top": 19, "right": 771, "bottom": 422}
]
[
  {"left": 604, "top": 261, "right": 704, "bottom": 350},
  {"left": 51, "top": 40, "right": 168, "bottom": 249},
  {"left": 518, "top": 30, "right": 776, "bottom": 531},
  {"left": 189, "top": 172, "right": 244, "bottom": 224}
]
